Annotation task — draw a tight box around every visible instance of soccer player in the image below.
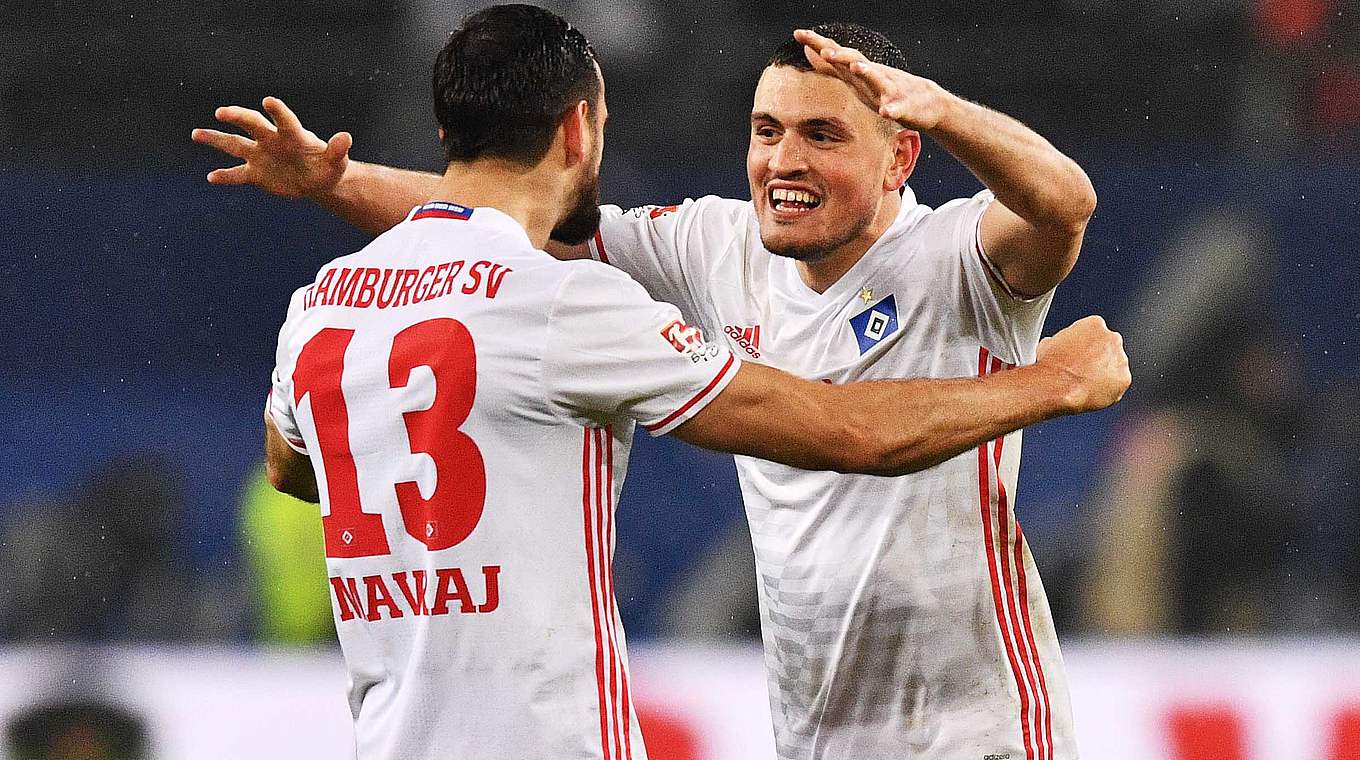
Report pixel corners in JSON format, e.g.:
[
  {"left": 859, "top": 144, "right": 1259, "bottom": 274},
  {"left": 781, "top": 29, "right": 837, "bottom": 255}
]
[{"left": 202, "top": 17, "right": 1122, "bottom": 760}]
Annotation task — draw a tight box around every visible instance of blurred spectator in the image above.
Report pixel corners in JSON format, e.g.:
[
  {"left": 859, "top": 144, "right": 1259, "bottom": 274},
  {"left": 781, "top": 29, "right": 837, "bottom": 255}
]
[
  {"left": 0, "top": 454, "right": 233, "bottom": 641},
  {"left": 238, "top": 465, "right": 334, "bottom": 645},
  {"left": 5, "top": 701, "right": 148, "bottom": 760},
  {"left": 1077, "top": 207, "right": 1354, "bottom": 634}
]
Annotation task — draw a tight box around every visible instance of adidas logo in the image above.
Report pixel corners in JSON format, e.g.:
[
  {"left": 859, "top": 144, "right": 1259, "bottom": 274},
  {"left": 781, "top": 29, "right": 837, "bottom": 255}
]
[{"left": 724, "top": 324, "right": 762, "bottom": 358}]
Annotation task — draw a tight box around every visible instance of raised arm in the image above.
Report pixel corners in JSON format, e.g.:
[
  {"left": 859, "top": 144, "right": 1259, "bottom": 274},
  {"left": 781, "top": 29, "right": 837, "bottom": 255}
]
[
  {"left": 795, "top": 29, "right": 1096, "bottom": 297},
  {"left": 192, "top": 97, "right": 442, "bottom": 235},
  {"left": 672, "top": 315, "right": 1128, "bottom": 475}
]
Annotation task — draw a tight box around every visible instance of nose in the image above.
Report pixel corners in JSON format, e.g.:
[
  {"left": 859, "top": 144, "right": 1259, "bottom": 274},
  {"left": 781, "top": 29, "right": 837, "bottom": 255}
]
[{"left": 766, "top": 135, "right": 808, "bottom": 177}]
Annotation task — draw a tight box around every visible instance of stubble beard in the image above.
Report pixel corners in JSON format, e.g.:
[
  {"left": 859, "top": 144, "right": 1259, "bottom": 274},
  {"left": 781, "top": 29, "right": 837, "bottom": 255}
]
[
  {"left": 549, "top": 169, "right": 602, "bottom": 246},
  {"left": 760, "top": 213, "right": 872, "bottom": 263}
]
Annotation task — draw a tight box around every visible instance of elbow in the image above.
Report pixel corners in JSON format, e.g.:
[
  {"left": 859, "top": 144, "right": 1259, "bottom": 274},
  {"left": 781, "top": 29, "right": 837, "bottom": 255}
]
[
  {"left": 266, "top": 459, "right": 317, "bottom": 501},
  {"left": 1063, "top": 174, "right": 1097, "bottom": 233},
  {"left": 265, "top": 458, "right": 292, "bottom": 493}
]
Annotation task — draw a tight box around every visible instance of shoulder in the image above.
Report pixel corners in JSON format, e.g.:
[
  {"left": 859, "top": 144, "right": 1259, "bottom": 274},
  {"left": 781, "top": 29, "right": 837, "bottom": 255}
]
[
  {"left": 902, "top": 190, "right": 993, "bottom": 242},
  {"left": 551, "top": 258, "right": 655, "bottom": 302},
  {"left": 603, "top": 195, "right": 752, "bottom": 228}
]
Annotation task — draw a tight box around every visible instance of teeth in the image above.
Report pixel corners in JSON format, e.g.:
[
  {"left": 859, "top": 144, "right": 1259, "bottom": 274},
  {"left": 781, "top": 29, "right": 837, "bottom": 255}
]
[{"left": 771, "top": 188, "right": 820, "bottom": 206}]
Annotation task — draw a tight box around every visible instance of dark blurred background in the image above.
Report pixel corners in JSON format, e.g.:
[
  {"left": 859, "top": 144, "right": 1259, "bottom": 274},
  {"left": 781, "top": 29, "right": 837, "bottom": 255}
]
[{"left": 2, "top": 0, "right": 1358, "bottom": 725}]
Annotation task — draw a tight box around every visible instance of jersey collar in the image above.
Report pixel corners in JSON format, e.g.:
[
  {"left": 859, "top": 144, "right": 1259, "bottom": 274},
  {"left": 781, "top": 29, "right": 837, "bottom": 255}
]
[{"left": 406, "top": 201, "right": 534, "bottom": 246}]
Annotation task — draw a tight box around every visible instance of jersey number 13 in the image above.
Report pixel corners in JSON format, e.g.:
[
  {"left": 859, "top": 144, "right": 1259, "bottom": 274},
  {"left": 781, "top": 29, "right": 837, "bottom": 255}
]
[{"left": 293, "top": 318, "right": 486, "bottom": 558}]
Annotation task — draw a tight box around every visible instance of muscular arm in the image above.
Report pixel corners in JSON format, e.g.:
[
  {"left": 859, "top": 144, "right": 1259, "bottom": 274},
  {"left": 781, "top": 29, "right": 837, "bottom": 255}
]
[
  {"left": 796, "top": 29, "right": 1096, "bottom": 297},
  {"left": 673, "top": 315, "right": 1128, "bottom": 475},
  {"left": 930, "top": 97, "right": 1095, "bottom": 297},
  {"left": 264, "top": 413, "right": 319, "bottom": 503}
]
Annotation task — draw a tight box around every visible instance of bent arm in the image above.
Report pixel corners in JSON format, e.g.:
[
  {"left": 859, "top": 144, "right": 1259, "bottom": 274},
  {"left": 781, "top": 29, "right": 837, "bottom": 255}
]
[
  {"left": 791, "top": 31, "right": 1095, "bottom": 297},
  {"left": 930, "top": 97, "right": 1096, "bottom": 296},
  {"left": 264, "top": 413, "right": 319, "bottom": 503},
  {"left": 672, "top": 361, "right": 1073, "bottom": 476},
  {"left": 673, "top": 314, "right": 1129, "bottom": 475}
]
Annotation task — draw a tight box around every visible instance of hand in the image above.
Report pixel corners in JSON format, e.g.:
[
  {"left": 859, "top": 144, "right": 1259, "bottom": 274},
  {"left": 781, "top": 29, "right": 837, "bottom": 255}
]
[
  {"left": 190, "top": 96, "right": 351, "bottom": 199},
  {"left": 792, "top": 28, "right": 952, "bottom": 132},
  {"left": 1036, "top": 315, "right": 1131, "bottom": 413}
]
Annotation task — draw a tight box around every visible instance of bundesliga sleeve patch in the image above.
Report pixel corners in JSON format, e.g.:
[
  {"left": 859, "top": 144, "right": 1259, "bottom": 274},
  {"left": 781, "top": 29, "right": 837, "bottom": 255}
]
[{"left": 849, "top": 294, "right": 900, "bottom": 355}]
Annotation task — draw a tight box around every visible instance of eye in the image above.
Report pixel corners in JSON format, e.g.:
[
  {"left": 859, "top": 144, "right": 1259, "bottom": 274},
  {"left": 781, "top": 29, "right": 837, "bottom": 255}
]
[
  {"left": 754, "top": 125, "right": 779, "bottom": 139},
  {"left": 809, "top": 131, "right": 835, "bottom": 144}
]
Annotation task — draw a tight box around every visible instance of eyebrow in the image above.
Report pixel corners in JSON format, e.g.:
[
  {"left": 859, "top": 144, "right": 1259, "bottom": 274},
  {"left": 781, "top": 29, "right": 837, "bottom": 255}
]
[{"left": 750, "top": 112, "right": 851, "bottom": 132}]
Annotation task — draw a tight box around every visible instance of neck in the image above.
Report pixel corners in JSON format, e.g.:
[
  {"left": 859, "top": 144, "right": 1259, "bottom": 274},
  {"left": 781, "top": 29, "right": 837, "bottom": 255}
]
[
  {"left": 795, "top": 190, "right": 902, "bottom": 293},
  {"left": 431, "top": 159, "right": 566, "bottom": 248}
]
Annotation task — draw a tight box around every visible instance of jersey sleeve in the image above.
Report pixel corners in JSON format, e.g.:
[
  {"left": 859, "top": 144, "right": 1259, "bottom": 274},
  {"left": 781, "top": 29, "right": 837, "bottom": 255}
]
[
  {"left": 928, "top": 190, "right": 1055, "bottom": 360},
  {"left": 542, "top": 263, "right": 741, "bottom": 436},
  {"left": 586, "top": 197, "right": 742, "bottom": 325},
  {"left": 266, "top": 286, "right": 311, "bottom": 455}
]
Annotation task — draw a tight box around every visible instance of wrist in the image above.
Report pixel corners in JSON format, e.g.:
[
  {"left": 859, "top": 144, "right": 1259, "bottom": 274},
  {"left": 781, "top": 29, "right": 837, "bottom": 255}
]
[
  {"left": 919, "top": 87, "right": 965, "bottom": 135},
  {"left": 311, "top": 157, "right": 358, "bottom": 208},
  {"left": 1016, "top": 362, "right": 1085, "bottom": 418}
]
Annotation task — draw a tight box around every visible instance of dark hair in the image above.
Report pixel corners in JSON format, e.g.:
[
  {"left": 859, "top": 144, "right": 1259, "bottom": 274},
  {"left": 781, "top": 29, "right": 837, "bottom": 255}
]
[
  {"left": 432, "top": 4, "right": 599, "bottom": 166},
  {"left": 768, "top": 22, "right": 908, "bottom": 72}
]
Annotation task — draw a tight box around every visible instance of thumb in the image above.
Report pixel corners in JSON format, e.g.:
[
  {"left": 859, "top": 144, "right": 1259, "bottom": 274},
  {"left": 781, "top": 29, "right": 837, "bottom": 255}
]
[{"left": 325, "top": 131, "right": 353, "bottom": 161}]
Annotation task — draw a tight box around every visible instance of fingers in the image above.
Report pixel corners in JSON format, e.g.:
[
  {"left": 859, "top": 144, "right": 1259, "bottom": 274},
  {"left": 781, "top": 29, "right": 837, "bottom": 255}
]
[
  {"left": 205, "top": 165, "right": 252, "bottom": 185},
  {"left": 794, "top": 28, "right": 869, "bottom": 76},
  {"left": 850, "top": 61, "right": 898, "bottom": 95},
  {"left": 214, "top": 105, "right": 277, "bottom": 139},
  {"left": 262, "top": 96, "right": 304, "bottom": 136},
  {"left": 190, "top": 128, "right": 255, "bottom": 159},
  {"left": 324, "top": 131, "right": 353, "bottom": 161},
  {"left": 802, "top": 46, "right": 839, "bottom": 77}
]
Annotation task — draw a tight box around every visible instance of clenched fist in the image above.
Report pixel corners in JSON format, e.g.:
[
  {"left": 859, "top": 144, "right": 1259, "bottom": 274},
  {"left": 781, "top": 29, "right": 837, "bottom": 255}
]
[{"left": 1036, "top": 315, "right": 1131, "bottom": 413}]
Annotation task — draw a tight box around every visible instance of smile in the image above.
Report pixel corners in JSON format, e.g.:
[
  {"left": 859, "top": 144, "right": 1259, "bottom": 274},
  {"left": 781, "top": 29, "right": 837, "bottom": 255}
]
[{"left": 769, "top": 187, "right": 822, "bottom": 216}]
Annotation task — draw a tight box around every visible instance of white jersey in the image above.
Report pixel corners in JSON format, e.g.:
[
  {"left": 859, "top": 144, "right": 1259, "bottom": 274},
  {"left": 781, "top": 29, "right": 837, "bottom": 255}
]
[
  {"left": 589, "top": 190, "right": 1073, "bottom": 760},
  {"left": 268, "top": 201, "right": 739, "bottom": 760}
]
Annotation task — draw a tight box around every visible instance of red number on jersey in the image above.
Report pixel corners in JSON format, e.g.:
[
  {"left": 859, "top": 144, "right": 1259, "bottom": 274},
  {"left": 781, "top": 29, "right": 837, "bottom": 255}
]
[
  {"left": 389, "top": 318, "right": 485, "bottom": 551},
  {"left": 293, "top": 319, "right": 487, "bottom": 558},
  {"left": 293, "top": 328, "right": 391, "bottom": 558}
]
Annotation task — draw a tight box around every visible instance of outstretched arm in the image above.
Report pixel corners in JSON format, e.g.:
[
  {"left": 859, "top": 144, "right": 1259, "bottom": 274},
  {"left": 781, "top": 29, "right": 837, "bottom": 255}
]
[
  {"left": 795, "top": 29, "right": 1096, "bottom": 298},
  {"left": 192, "top": 97, "right": 441, "bottom": 236},
  {"left": 673, "top": 315, "right": 1128, "bottom": 475},
  {"left": 192, "top": 96, "right": 592, "bottom": 259}
]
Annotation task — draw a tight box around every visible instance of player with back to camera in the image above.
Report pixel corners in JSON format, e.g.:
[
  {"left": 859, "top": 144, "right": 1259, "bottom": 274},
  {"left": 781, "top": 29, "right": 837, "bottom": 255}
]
[{"left": 202, "top": 10, "right": 1128, "bottom": 759}]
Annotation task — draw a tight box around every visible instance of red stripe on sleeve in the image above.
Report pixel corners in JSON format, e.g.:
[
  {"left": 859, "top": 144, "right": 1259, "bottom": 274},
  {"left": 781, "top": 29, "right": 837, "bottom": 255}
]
[{"left": 644, "top": 353, "right": 737, "bottom": 433}]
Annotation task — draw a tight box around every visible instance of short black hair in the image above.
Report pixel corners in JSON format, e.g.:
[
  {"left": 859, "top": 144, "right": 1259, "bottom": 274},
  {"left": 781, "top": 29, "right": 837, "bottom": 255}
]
[
  {"left": 768, "top": 22, "right": 908, "bottom": 72},
  {"left": 432, "top": 4, "right": 599, "bottom": 166}
]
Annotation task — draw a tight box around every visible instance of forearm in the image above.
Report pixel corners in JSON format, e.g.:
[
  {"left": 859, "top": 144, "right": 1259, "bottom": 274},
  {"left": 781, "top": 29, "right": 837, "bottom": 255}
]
[
  {"left": 675, "top": 361, "right": 1077, "bottom": 476},
  {"left": 927, "top": 96, "right": 1095, "bottom": 231},
  {"left": 825, "top": 364, "right": 1076, "bottom": 475},
  {"left": 320, "top": 160, "right": 442, "bottom": 235}
]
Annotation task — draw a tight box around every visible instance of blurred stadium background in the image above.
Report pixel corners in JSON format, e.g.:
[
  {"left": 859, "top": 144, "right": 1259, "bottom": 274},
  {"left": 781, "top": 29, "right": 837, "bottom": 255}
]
[{"left": 2, "top": 0, "right": 1358, "bottom": 757}]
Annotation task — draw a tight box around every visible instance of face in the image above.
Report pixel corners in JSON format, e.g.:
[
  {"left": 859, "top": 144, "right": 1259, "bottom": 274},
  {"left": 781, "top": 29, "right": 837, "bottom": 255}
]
[
  {"left": 748, "top": 65, "right": 909, "bottom": 261},
  {"left": 551, "top": 72, "right": 607, "bottom": 245}
]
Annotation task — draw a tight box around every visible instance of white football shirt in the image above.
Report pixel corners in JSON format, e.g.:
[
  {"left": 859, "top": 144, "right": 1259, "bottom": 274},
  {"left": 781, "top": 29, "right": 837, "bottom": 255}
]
[
  {"left": 268, "top": 201, "right": 739, "bottom": 760},
  {"left": 589, "top": 189, "right": 1073, "bottom": 760}
]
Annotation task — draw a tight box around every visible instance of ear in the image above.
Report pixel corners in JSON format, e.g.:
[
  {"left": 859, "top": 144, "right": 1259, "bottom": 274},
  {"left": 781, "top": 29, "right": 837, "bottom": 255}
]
[
  {"left": 559, "top": 99, "right": 592, "bottom": 167},
  {"left": 886, "top": 129, "right": 921, "bottom": 191}
]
